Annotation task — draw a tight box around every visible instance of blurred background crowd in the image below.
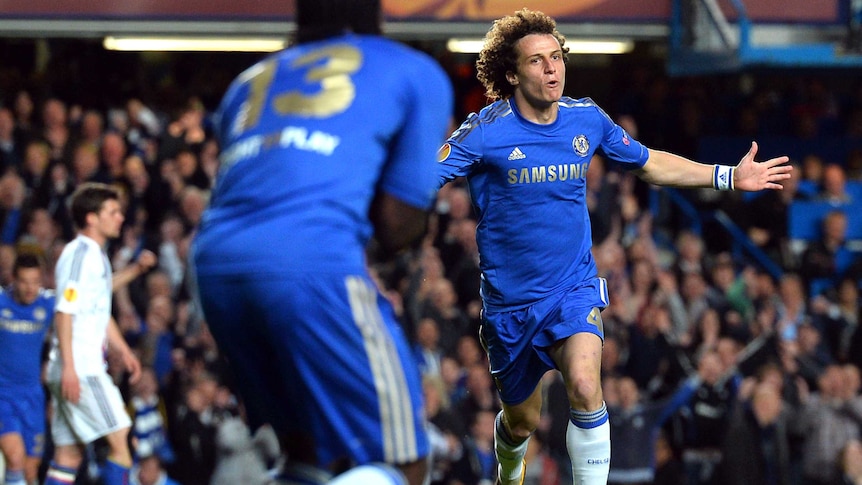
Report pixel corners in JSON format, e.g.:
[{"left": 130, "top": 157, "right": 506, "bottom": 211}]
[{"left": 0, "top": 39, "right": 862, "bottom": 485}]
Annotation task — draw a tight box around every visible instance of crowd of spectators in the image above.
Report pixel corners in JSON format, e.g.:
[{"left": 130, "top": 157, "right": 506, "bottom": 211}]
[{"left": 1, "top": 55, "right": 862, "bottom": 485}]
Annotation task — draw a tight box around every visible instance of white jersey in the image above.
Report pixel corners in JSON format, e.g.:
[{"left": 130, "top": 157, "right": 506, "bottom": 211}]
[{"left": 47, "top": 234, "right": 113, "bottom": 379}]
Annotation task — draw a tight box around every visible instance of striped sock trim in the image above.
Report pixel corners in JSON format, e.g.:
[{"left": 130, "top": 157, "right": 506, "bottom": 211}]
[
  {"left": 46, "top": 463, "right": 77, "bottom": 484},
  {"left": 569, "top": 402, "right": 609, "bottom": 429},
  {"left": 4, "top": 469, "right": 25, "bottom": 485}
]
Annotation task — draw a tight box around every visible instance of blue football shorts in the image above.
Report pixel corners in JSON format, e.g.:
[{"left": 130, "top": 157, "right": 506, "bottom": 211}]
[
  {"left": 0, "top": 388, "right": 46, "bottom": 457},
  {"left": 480, "top": 277, "right": 608, "bottom": 405},
  {"left": 195, "top": 271, "right": 428, "bottom": 469}
]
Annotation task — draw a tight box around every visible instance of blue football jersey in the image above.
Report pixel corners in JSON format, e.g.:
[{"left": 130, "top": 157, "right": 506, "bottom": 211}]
[
  {"left": 437, "top": 97, "right": 649, "bottom": 310},
  {"left": 193, "top": 34, "right": 453, "bottom": 276},
  {"left": 0, "top": 287, "right": 54, "bottom": 391}
]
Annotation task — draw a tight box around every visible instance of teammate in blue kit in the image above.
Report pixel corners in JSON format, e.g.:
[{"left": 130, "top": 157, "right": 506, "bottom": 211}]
[
  {"left": 435, "top": 9, "right": 793, "bottom": 485},
  {"left": 191, "top": 0, "right": 453, "bottom": 484},
  {"left": 0, "top": 253, "right": 54, "bottom": 485}
]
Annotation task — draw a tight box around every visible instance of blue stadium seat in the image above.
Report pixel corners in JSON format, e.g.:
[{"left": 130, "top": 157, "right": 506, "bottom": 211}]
[
  {"left": 848, "top": 208, "right": 862, "bottom": 240},
  {"left": 787, "top": 199, "right": 862, "bottom": 247},
  {"left": 809, "top": 277, "right": 834, "bottom": 296},
  {"left": 787, "top": 201, "right": 844, "bottom": 241},
  {"left": 847, "top": 181, "right": 862, "bottom": 202},
  {"left": 796, "top": 180, "right": 820, "bottom": 199}
]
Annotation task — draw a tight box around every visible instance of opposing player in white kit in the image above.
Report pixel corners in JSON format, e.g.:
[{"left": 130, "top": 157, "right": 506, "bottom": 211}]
[{"left": 44, "top": 182, "right": 142, "bottom": 485}]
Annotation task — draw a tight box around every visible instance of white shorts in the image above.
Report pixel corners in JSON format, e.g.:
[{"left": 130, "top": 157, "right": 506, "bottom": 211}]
[{"left": 47, "top": 373, "right": 131, "bottom": 446}]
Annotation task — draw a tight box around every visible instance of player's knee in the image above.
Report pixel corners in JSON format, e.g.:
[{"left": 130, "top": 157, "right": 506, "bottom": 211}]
[
  {"left": 53, "top": 445, "right": 83, "bottom": 468},
  {"left": 566, "top": 374, "right": 602, "bottom": 409},
  {"left": 105, "top": 428, "right": 132, "bottom": 460},
  {"left": 109, "top": 426, "right": 130, "bottom": 444},
  {"left": 3, "top": 448, "right": 26, "bottom": 470},
  {"left": 509, "top": 422, "right": 537, "bottom": 441},
  {"left": 507, "top": 410, "right": 541, "bottom": 440}
]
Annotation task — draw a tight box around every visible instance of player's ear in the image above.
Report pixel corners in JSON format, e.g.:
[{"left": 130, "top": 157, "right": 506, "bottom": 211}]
[
  {"left": 506, "top": 71, "right": 518, "bottom": 86},
  {"left": 85, "top": 211, "right": 99, "bottom": 228}
]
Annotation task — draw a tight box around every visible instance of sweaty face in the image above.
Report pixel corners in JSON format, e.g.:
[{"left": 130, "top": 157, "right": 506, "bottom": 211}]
[{"left": 509, "top": 33, "right": 566, "bottom": 111}]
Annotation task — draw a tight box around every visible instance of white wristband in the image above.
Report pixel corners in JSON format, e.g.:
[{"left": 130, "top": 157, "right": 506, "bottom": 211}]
[{"left": 713, "top": 164, "right": 734, "bottom": 191}]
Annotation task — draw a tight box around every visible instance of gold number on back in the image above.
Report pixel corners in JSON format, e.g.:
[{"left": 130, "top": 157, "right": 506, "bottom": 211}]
[
  {"left": 239, "top": 44, "right": 362, "bottom": 133},
  {"left": 275, "top": 45, "right": 361, "bottom": 118},
  {"left": 242, "top": 60, "right": 277, "bottom": 131}
]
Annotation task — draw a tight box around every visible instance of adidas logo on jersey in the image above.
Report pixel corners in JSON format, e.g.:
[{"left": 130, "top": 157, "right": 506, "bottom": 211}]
[{"left": 508, "top": 147, "right": 526, "bottom": 160}]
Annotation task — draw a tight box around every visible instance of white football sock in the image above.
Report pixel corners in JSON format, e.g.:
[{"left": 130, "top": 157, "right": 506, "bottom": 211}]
[
  {"left": 567, "top": 403, "right": 610, "bottom": 485},
  {"left": 494, "top": 410, "right": 529, "bottom": 483}
]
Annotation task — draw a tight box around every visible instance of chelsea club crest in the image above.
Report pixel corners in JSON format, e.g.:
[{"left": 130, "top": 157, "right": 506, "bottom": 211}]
[{"left": 572, "top": 135, "right": 590, "bottom": 157}]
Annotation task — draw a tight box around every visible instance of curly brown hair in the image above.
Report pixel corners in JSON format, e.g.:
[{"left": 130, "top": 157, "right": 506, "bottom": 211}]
[{"left": 476, "top": 9, "right": 569, "bottom": 100}]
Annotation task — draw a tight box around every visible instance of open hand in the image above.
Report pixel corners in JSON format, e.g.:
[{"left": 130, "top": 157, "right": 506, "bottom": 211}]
[{"left": 733, "top": 141, "right": 793, "bottom": 191}]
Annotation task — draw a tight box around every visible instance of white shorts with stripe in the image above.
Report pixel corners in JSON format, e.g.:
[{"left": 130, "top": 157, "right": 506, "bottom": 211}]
[{"left": 47, "top": 373, "right": 131, "bottom": 446}]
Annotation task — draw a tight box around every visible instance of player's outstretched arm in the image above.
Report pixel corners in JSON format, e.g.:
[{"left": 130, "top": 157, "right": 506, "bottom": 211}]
[{"left": 636, "top": 141, "right": 792, "bottom": 191}]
